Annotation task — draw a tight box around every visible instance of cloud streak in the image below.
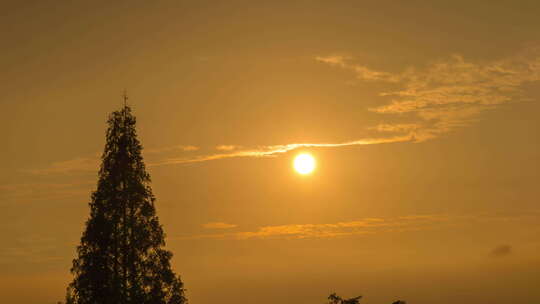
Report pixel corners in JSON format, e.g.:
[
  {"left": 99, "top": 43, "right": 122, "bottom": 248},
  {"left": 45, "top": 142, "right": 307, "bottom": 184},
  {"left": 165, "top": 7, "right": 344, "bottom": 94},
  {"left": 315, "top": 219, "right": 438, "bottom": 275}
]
[
  {"left": 172, "top": 212, "right": 540, "bottom": 241},
  {"left": 175, "top": 214, "right": 452, "bottom": 241},
  {"left": 26, "top": 134, "right": 413, "bottom": 174},
  {"left": 203, "top": 222, "right": 238, "bottom": 229},
  {"left": 215, "top": 145, "right": 242, "bottom": 151},
  {"left": 145, "top": 145, "right": 199, "bottom": 154},
  {"left": 153, "top": 135, "right": 413, "bottom": 165}
]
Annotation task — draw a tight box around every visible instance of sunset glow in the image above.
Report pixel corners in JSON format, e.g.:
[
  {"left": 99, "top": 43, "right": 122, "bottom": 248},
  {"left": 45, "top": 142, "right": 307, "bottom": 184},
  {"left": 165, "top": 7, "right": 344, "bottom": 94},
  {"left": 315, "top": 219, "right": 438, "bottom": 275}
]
[{"left": 3, "top": 2, "right": 540, "bottom": 304}]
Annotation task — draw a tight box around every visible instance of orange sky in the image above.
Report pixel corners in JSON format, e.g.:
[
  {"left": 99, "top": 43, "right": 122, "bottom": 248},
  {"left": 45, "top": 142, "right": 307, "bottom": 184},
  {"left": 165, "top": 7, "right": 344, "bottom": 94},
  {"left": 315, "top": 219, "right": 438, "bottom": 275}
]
[{"left": 1, "top": 1, "right": 540, "bottom": 303}]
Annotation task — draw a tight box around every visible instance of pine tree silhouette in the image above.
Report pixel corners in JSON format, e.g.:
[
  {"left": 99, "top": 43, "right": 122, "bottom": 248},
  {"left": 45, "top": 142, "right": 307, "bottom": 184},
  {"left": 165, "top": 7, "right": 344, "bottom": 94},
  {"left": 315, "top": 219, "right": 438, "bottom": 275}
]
[{"left": 67, "top": 105, "right": 187, "bottom": 304}]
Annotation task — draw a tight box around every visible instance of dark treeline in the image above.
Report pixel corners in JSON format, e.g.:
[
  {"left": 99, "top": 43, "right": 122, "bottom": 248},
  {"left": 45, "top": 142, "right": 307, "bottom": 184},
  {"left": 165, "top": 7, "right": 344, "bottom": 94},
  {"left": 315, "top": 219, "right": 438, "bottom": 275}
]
[{"left": 60, "top": 105, "right": 405, "bottom": 304}]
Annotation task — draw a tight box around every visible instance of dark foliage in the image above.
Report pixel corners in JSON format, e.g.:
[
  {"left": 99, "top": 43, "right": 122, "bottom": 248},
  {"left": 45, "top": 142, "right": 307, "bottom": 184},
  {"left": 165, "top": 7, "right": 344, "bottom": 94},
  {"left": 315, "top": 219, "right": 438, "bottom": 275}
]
[
  {"left": 67, "top": 106, "right": 187, "bottom": 304},
  {"left": 327, "top": 293, "right": 362, "bottom": 304},
  {"left": 327, "top": 293, "right": 406, "bottom": 304}
]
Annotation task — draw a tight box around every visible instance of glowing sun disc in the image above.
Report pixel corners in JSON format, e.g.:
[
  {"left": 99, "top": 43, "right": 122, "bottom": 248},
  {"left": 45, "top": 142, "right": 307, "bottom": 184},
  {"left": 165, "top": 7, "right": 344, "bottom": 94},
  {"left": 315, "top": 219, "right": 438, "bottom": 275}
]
[{"left": 293, "top": 153, "right": 316, "bottom": 175}]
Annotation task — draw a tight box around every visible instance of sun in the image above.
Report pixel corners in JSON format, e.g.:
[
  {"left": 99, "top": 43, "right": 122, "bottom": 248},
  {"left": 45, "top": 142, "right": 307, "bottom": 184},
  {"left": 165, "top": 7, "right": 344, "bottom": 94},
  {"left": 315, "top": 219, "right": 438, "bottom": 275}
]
[{"left": 293, "top": 153, "right": 316, "bottom": 175}]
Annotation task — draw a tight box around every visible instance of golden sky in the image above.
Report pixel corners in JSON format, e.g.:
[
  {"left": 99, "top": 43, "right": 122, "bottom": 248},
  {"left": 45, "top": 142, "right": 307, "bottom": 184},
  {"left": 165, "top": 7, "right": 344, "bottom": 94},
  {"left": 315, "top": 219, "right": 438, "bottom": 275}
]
[{"left": 1, "top": 1, "right": 540, "bottom": 303}]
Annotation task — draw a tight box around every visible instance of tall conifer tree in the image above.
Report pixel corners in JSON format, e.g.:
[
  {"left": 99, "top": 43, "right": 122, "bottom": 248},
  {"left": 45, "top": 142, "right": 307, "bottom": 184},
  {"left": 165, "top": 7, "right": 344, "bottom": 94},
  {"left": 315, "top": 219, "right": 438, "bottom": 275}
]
[{"left": 67, "top": 105, "right": 186, "bottom": 304}]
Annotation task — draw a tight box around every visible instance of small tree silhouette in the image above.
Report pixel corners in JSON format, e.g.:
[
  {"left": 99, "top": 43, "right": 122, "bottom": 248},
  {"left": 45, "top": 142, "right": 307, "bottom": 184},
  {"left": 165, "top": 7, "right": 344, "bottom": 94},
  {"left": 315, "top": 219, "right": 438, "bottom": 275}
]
[
  {"left": 327, "top": 293, "right": 362, "bottom": 304},
  {"left": 326, "top": 293, "right": 406, "bottom": 304},
  {"left": 66, "top": 105, "right": 187, "bottom": 304}
]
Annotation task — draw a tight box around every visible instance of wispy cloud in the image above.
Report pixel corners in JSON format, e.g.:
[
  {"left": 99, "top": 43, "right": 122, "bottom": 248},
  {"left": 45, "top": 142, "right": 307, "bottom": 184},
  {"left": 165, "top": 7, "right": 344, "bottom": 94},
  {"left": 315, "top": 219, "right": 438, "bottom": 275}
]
[
  {"left": 174, "top": 214, "right": 451, "bottom": 240},
  {"left": 154, "top": 135, "right": 413, "bottom": 165},
  {"left": 203, "top": 222, "right": 238, "bottom": 229},
  {"left": 215, "top": 145, "right": 242, "bottom": 151},
  {"left": 368, "top": 123, "right": 420, "bottom": 133},
  {"left": 315, "top": 55, "right": 350, "bottom": 67},
  {"left": 172, "top": 212, "right": 540, "bottom": 241},
  {"left": 146, "top": 145, "right": 199, "bottom": 154},
  {"left": 26, "top": 134, "right": 413, "bottom": 174},
  {"left": 317, "top": 46, "right": 540, "bottom": 142},
  {"left": 316, "top": 55, "right": 400, "bottom": 82},
  {"left": 155, "top": 47, "right": 540, "bottom": 166}
]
